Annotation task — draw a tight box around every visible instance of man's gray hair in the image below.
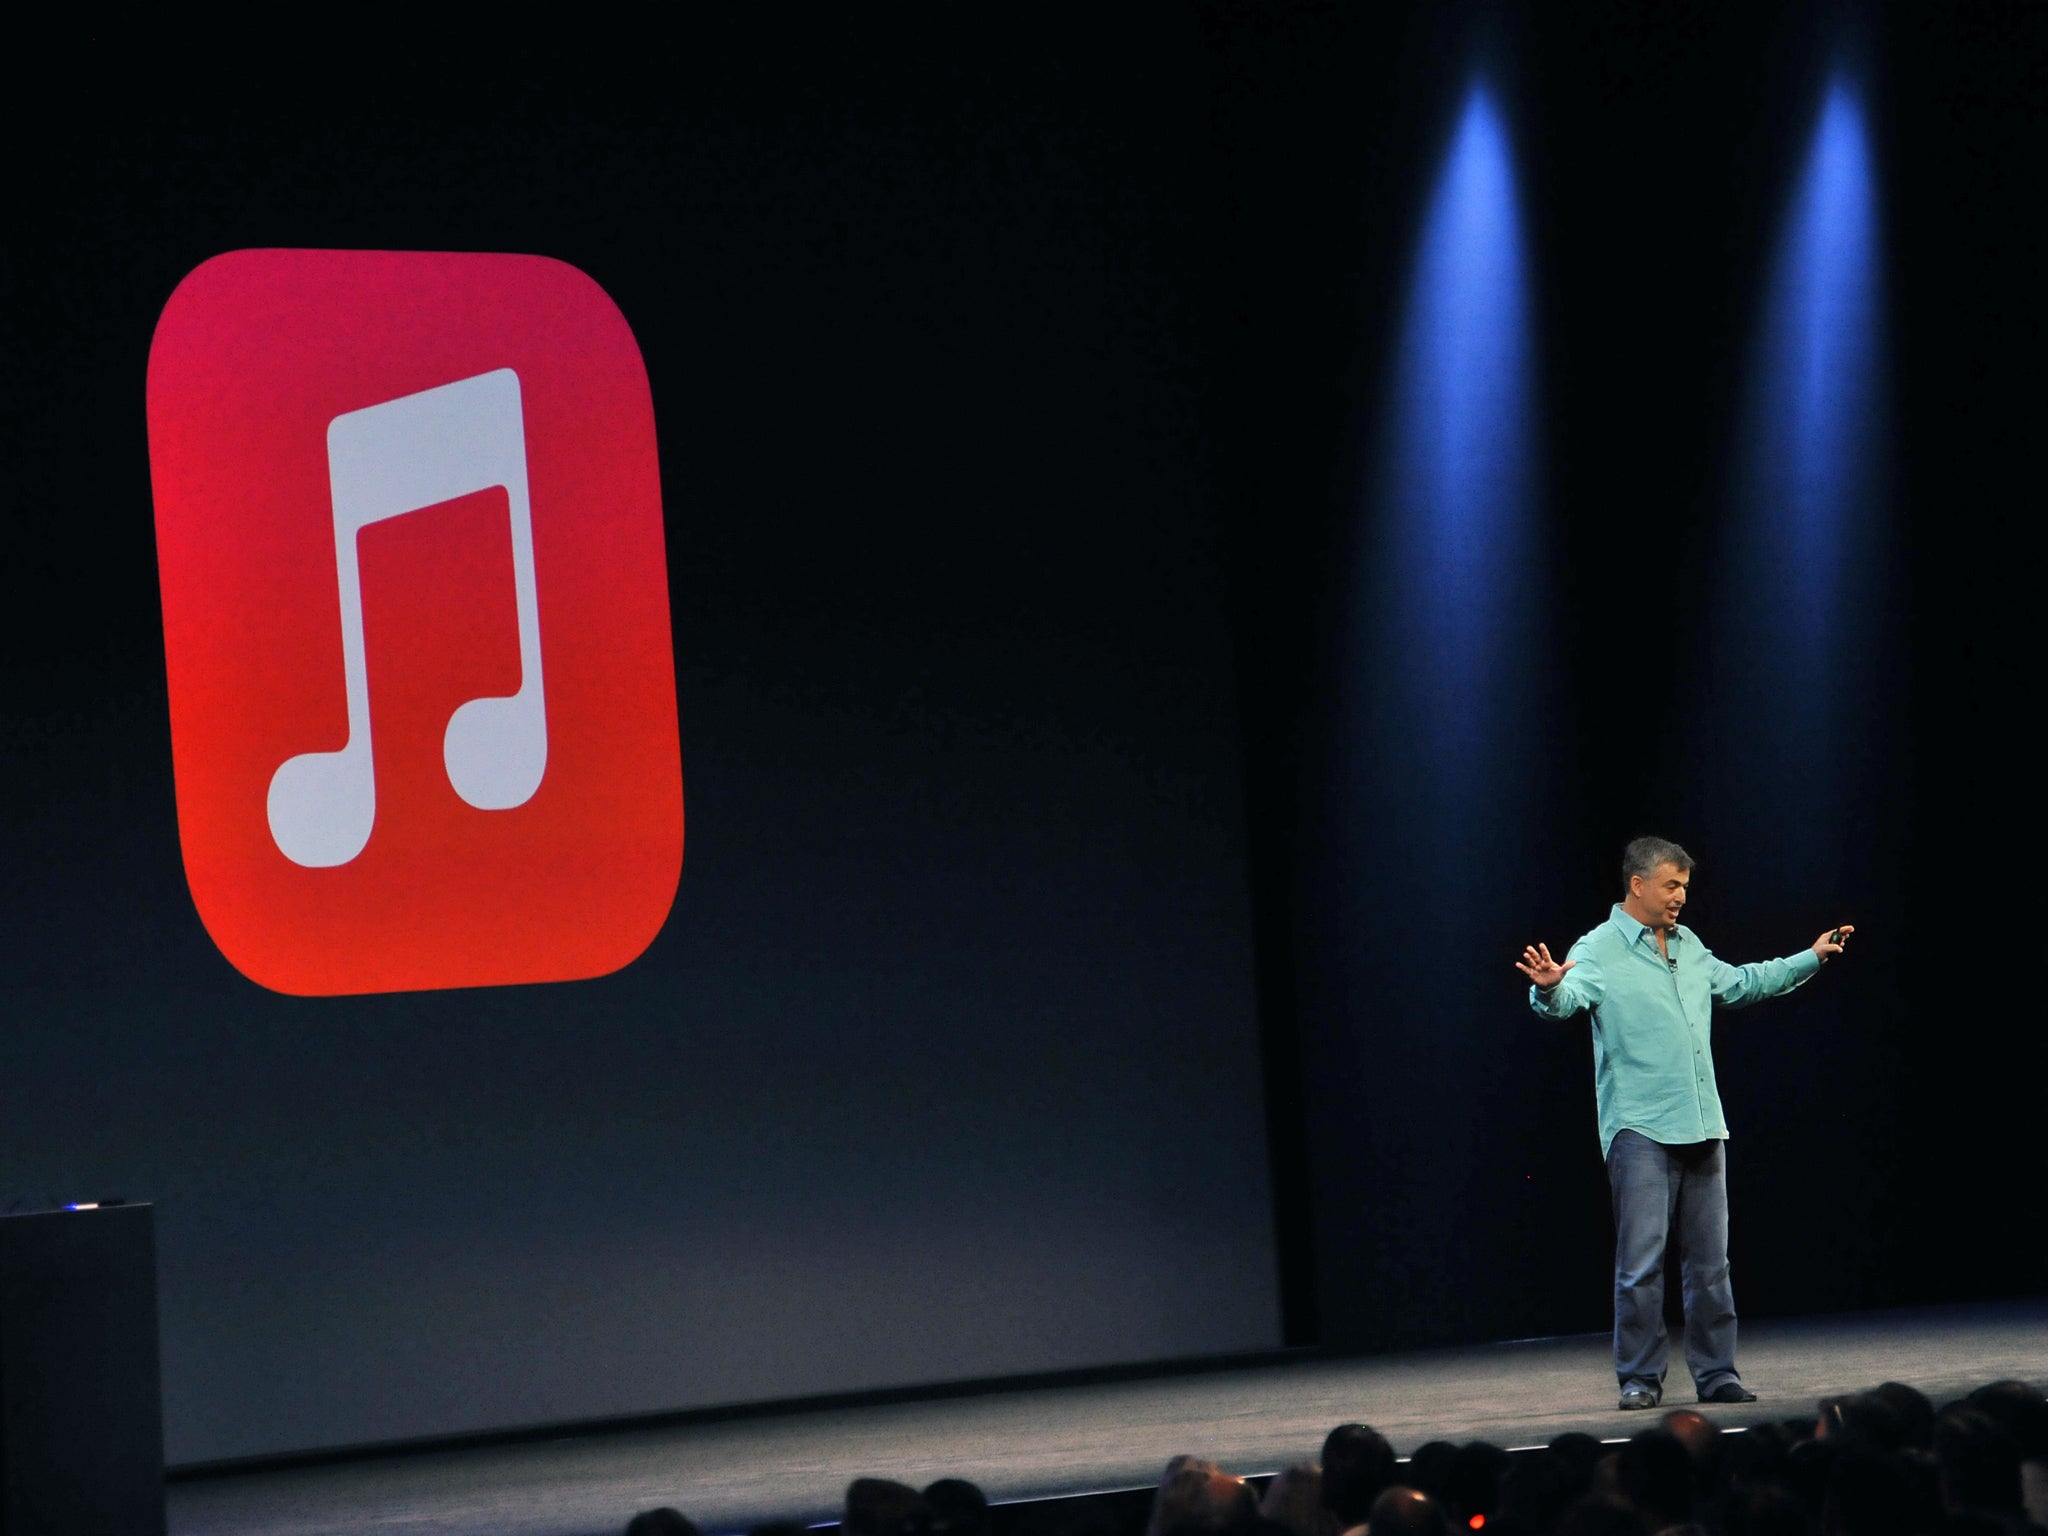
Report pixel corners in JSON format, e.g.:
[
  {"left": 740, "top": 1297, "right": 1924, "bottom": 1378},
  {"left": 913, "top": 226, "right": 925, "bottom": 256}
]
[{"left": 1622, "top": 836, "right": 1693, "bottom": 890}]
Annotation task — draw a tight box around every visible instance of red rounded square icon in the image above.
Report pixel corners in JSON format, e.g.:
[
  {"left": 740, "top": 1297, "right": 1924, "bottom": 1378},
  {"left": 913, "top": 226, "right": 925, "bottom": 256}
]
[{"left": 148, "top": 250, "right": 683, "bottom": 996}]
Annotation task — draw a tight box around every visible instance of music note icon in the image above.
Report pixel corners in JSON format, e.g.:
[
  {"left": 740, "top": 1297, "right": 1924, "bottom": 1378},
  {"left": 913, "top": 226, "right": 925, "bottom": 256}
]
[{"left": 267, "top": 367, "right": 548, "bottom": 868}]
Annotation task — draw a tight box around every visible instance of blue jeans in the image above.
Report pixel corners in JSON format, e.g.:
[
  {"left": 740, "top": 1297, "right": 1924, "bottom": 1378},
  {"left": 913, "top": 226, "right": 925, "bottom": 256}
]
[{"left": 1606, "top": 1129, "right": 1741, "bottom": 1392}]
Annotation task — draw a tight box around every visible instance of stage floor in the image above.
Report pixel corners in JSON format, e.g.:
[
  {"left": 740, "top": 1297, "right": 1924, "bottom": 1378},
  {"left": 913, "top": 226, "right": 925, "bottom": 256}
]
[{"left": 168, "top": 1298, "right": 2048, "bottom": 1536}]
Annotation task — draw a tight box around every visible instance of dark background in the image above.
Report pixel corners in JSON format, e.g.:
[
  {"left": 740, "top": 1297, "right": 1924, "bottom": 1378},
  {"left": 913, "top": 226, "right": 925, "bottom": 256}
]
[
  {"left": 2, "top": 2, "right": 2042, "bottom": 1468},
  {"left": 1214, "top": 0, "right": 2045, "bottom": 1350}
]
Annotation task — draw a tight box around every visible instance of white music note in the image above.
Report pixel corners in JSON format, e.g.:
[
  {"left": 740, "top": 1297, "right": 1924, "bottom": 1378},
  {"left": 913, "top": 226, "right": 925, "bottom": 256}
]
[{"left": 267, "top": 368, "right": 548, "bottom": 868}]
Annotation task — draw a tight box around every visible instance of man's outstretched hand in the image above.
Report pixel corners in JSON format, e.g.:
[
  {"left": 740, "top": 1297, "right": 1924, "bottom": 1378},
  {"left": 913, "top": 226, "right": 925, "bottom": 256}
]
[
  {"left": 1812, "top": 924, "right": 1856, "bottom": 962},
  {"left": 1517, "top": 943, "right": 1574, "bottom": 990}
]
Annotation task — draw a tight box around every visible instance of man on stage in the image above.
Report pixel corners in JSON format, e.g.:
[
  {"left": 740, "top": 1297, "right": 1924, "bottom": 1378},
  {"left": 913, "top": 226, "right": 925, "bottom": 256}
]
[{"left": 1515, "top": 836, "right": 1852, "bottom": 1411}]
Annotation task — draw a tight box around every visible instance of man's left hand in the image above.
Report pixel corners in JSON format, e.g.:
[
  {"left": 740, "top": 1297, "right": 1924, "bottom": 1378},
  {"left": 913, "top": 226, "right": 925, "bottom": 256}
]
[{"left": 1812, "top": 924, "right": 1855, "bottom": 962}]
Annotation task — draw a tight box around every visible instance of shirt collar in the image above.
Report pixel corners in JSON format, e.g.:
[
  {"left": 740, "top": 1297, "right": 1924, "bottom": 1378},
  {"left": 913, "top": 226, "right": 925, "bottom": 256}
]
[{"left": 1609, "top": 903, "right": 1680, "bottom": 950}]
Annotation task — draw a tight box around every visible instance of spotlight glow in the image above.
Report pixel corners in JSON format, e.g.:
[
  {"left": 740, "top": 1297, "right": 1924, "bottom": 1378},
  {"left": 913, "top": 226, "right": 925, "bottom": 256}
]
[
  {"left": 1705, "top": 69, "right": 1888, "bottom": 879},
  {"left": 1745, "top": 76, "right": 1883, "bottom": 669},
  {"left": 1378, "top": 80, "right": 1535, "bottom": 793}
]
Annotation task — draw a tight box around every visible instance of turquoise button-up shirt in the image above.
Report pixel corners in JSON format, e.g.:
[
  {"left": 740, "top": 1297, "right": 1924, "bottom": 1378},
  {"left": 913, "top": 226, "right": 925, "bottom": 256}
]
[{"left": 1529, "top": 904, "right": 1821, "bottom": 1157}]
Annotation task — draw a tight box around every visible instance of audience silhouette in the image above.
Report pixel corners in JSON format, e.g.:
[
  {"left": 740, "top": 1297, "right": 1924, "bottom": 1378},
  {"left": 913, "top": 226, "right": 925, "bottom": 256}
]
[{"left": 624, "top": 1377, "right": 2048, "bottom": 1536}]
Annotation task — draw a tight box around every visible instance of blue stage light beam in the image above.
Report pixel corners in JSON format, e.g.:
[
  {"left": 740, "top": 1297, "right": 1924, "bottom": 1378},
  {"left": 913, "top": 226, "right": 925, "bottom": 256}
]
[
  {"left": 1320, "top": 72, "right": 1544, "bottom": 977},
  {"left": 1363, "top": 80, "right": 1538, "bottom": 827},
  {"left": 1744, "top": 77, "right": 1884, "bottom": 673},
  {"left": 1709, "top": 73, "right": 1887, "bottom": 877},
  {"left": 1301, "top": 72, "right": 1548, "bottom": 1332}
]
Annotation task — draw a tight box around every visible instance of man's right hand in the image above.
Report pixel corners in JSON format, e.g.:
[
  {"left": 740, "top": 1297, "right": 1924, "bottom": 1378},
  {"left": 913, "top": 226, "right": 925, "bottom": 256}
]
[{"left": 1516, "top": 943, "right": 1575, "bottom": 991}]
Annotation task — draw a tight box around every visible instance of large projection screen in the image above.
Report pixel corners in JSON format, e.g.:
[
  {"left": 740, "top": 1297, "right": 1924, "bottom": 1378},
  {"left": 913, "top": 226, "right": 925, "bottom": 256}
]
[{"left": 0, "top": 44, "right": 1281, "bottom": 1463}]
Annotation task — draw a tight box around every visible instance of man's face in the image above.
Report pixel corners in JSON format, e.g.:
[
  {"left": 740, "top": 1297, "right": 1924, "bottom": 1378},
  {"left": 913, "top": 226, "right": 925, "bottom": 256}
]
[{"left": 1629, "top": 862, "right": 1690, "bottom": 928}]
